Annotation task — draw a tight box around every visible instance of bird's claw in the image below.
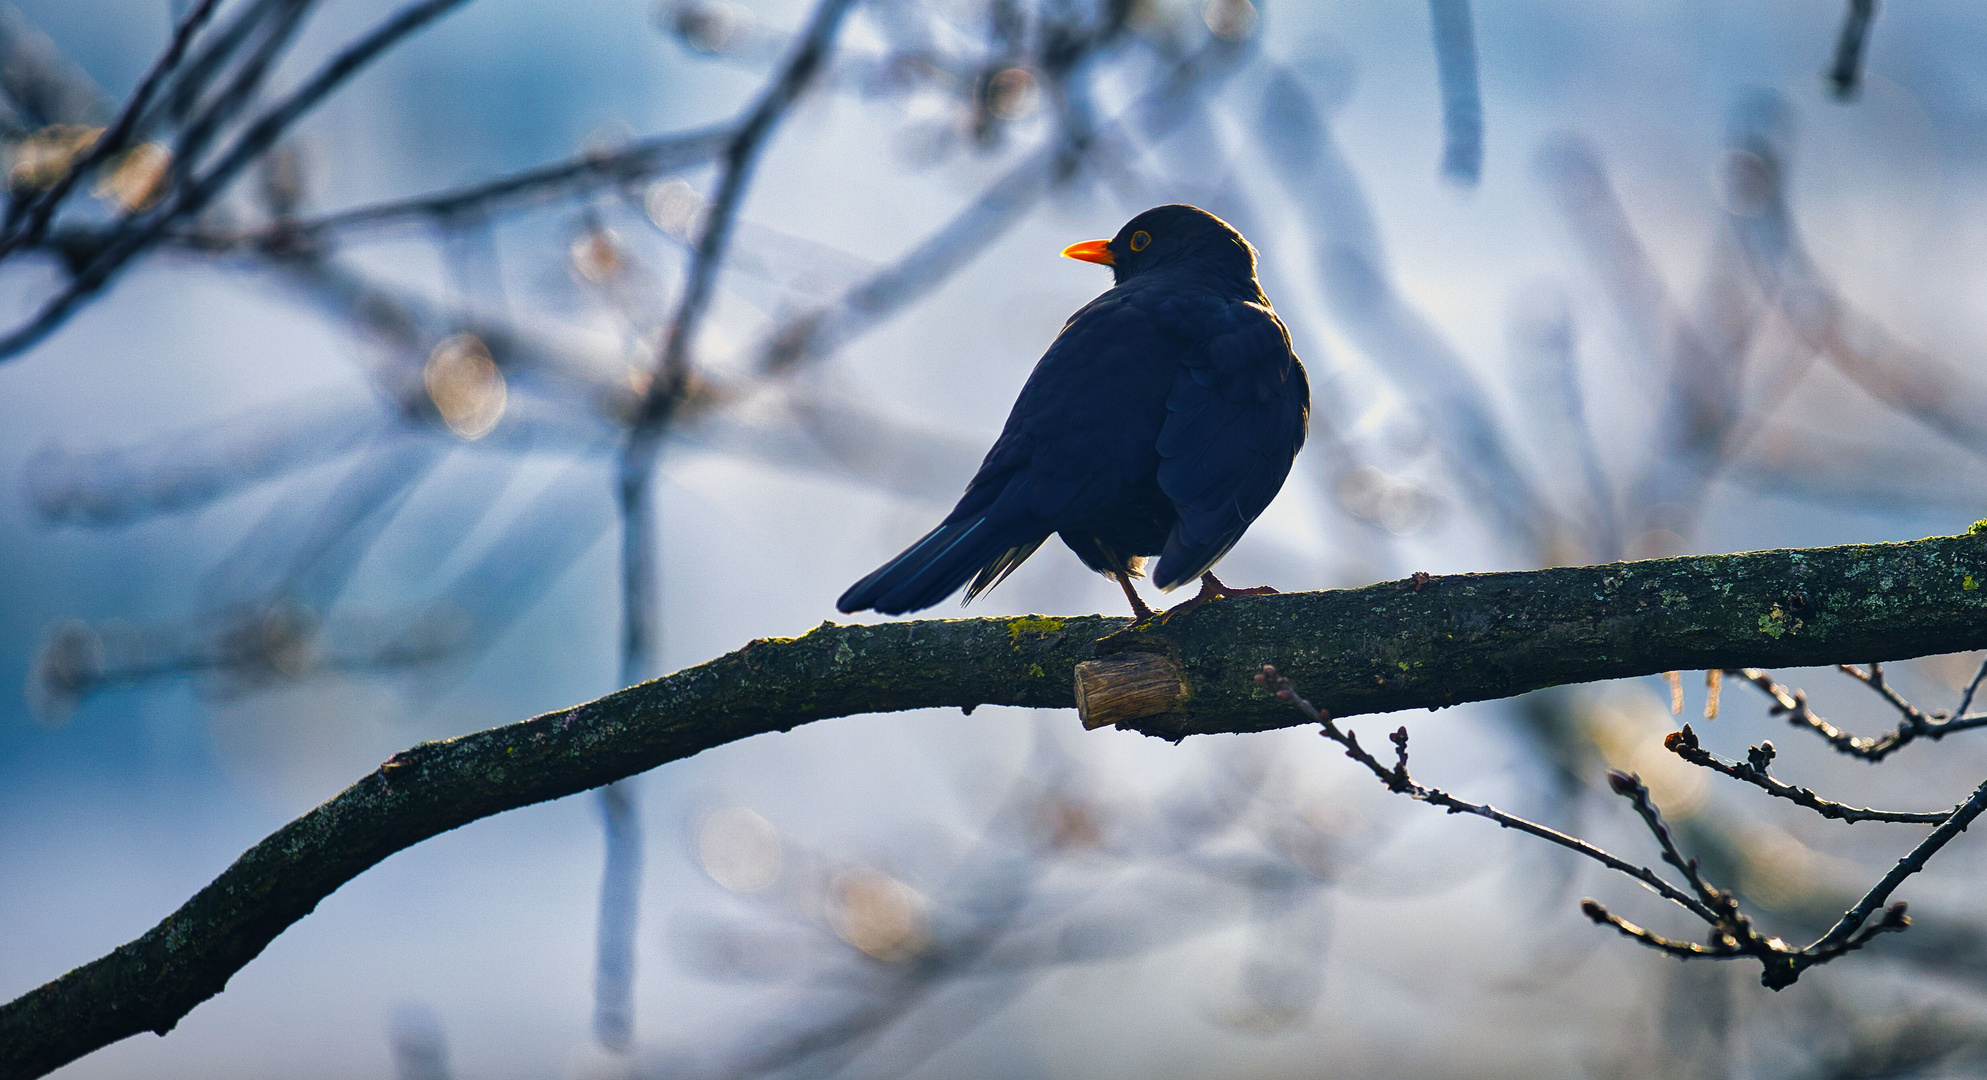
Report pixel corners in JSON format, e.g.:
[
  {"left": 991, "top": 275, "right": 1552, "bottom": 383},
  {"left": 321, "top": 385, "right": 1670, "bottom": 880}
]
[{"left": 1155, "top": 573, "right": 1278, "bottom": 623}]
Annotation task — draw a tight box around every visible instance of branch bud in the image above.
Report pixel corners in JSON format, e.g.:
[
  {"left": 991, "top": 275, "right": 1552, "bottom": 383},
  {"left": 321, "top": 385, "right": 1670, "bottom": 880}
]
[
  {"left": 1746, "top": 742, "right": 1777, "bottom": 772},
  {"left": 1883, "top": 901, "right": 1911, "bottom": 929}
]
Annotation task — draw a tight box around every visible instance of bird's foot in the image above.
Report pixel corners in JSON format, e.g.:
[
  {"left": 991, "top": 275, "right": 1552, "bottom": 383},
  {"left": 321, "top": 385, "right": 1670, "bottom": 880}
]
[
  {"left": 1115, "top": 572, "right": 1157, "bottom": 621},
  {"left": 1206, "top": 572, "right": 1279, "bottom": 598},
  {"left": 1157, "top": 573, "right": 1278, "bottom": 624}
]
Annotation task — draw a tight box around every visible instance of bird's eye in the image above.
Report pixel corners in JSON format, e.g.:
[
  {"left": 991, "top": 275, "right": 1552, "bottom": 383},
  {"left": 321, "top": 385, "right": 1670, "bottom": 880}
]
[{"left": 1129, "top": 231, "right": 1151, "bottom": 252}]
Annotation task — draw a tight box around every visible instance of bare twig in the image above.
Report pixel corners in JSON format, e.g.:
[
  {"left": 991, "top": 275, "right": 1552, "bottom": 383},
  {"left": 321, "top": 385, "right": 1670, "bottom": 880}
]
[
  {"left": 641, "top": 0, "right": 862, "bottom": 422},
  {"left": 154, "top": 0, "right": 295, "bottom": 126},
  {"left": 1505, "top": 289, "right": 1623, "bottom": 560},
  {"left": 1579, "top": 900, "right": 1738, "bottom": 958},
  {"left": 755, "top": 35, "right": 1245, "bottom": 376},
  {"left": 599, "top": 0, "right": 865, "bottom": 1040},
  {"left": 1252, "top": 665, "right": 1719, "bottom": 923},
  {"left": 1958, "top": 657, "right": 1987, "bottom": 720},
  {"left": 1609, "top": 768, "right": 1721, "bottom": 910},
  {"left": 169, "top": 0, "right": 315, "bottom": 183},
  {"left": 178, "top": 125, "right": 731, "bottom": 248},
  {"left": 1810, "top": 776, "right": 1987, "bottom": 953},
  {"left": 1838, "top": 661, "right": 1937, "bottom": 727},
  {"left": 592, "top": 780, "right": 642, "bottom": 1051},
  {"left": 1427, "top": 0, "right": 1482, "bottom": 185},
  {"left": 1662, "top": 725, "right": 1948, "bottom": 824},
  {"left": 1259, "top": 67, "right": 1556, "bottom": 560},
  {"left": 0, "top": 0, "right": 222, "bottom": 254},
  {"left": 615, "top": 0, "right": 862, "bottom": 687},
  {"left": 1732, "top": 667, "right": 1987, "bottom": 762},
  {"left": 1535, "top": 136, "right": 1750, "bottom": 533},
  {"left": 1259, "top": 665, "right": 1928, "bottom": 989},
  {"left": 1827, "top": 0, "right": 1878, "bottom": 100},
  {"left": 1724, "top": 93, "right": 1987, "bottom": 469},
  {"left": 0, "top": 0, "right": 475, "bottom": 361}
]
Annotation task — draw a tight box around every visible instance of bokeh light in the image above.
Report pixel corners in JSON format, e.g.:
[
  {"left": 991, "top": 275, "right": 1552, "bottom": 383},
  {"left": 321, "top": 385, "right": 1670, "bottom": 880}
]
[{"left": 423, "top": 333, "right": 507, "bottom": 440}]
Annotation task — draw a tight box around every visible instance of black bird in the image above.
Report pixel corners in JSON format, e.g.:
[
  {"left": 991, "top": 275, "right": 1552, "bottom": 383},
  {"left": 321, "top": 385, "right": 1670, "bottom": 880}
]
[{"left": 837, "top": 204, "right": 1308, "bottom": 619}]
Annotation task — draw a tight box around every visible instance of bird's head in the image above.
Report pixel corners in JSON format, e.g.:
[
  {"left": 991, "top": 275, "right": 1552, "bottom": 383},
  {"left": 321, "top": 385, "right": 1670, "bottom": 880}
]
[{"left": 1060, "top": 204, "right": 1258, "bottom": 287}]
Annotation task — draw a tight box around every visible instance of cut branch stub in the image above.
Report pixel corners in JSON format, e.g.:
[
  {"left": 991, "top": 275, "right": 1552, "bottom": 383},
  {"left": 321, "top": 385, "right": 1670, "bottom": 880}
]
[{"left": 1075, "top": 652, "right": 1188, "bottom": 729}]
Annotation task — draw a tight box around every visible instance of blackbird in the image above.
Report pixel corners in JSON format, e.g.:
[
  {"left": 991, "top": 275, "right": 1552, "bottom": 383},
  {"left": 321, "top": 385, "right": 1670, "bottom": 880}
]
[{"left": 837, "top": 204, "right": 1309, "bottom": 619}]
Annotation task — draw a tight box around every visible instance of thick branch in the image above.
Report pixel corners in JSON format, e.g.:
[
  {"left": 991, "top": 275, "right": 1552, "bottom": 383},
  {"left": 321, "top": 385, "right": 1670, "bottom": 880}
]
[
  {"left": 10, "top": 531, "right": 1987, "bottom": 1076},
  {"left": 1085, "top": 530, "right": 1987, "bottom": 739}
]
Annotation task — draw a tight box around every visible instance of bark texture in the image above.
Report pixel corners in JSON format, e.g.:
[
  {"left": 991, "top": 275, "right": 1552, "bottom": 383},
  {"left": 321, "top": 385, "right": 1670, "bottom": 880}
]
[{"left": 9, "top": 531, "right": 1987, "bottom": 1078}]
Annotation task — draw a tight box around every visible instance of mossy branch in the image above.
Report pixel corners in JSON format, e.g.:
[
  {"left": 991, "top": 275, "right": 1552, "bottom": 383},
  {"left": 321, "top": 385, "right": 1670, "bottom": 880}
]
[{"left": 10, "top": 532, "right": 1987, "bottom": 1078}]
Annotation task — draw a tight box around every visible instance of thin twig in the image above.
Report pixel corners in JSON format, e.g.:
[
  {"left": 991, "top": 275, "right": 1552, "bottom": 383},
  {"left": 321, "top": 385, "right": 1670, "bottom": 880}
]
[
  {"left": 0, "top": 0, "right": 222, "bottom": 254},
  {"left": 1827, "top": 0, "right": 1878, "bottom": 100},
  {"left": 752, "top": 35, "right": 1243, "bottom": 376},
  {"left": 181, "top": 0, "right": 474, "bottom": 219},
  {"left": 154, "top": 0, "right": 294, "bottom": 126},
  {"left": 1837, "top": 662, "right": 1936, "bottom": 728},
  {"left": 1732, "top": 667, "right": 1987, "bottom": 762},
  {"left": 1663, "top": 724, "right": 1948, "bottom": 824},
  {"left": 1258, "top": 665, "right": 1931, "bottom": 989},
  {"left": 1959, "top": 657, "right": 1987, "bottom": 720},
  {"left": 1580, "top": 900, "right": 1738, "bottom": 958},
  {"left": 1808, "top": 774, "right": 1987, "bottom": 954},
  {"left": 0, "top": 0, "right": 475, "bottom": 361},
  {"left": 592, "top": 780, "right": 642, "bottom": 1050},
  {"left": 1251, "top": 666, "right": 1719, "bottom": 923},
  {"left": 1427, "top": 0, "right": 1482, "bottom": 186},
  {"left": 615, "top": 0, "right": 863, "bottom": 684},
  {"left": 1609, "top": 768, "right": 1721, "bottom": 910},
  {"left": 639, "top": 0, "right": 862, "bottom": 425},
  {"left": 176, "top": 125, "right": 731, "bottom": 248},
  {"left": 169, "top": 0, "right": 315, "bottom": 182}
]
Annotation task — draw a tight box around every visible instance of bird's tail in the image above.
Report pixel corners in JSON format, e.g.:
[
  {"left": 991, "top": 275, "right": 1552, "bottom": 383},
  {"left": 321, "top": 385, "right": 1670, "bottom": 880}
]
[{"left": 838, "top": 516, "right": 1045, "bottom": 615}]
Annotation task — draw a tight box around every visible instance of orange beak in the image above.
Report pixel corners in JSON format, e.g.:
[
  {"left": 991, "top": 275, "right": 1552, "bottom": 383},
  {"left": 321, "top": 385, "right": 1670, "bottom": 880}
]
[{"left": 1060, "top": 238, "right": 1115, "bottom": 266}]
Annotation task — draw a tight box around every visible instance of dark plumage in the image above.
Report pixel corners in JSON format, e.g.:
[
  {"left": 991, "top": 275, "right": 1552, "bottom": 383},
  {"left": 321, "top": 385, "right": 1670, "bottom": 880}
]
[{"left": 837, "top": 204, "right": 1309, "bottom": 617}]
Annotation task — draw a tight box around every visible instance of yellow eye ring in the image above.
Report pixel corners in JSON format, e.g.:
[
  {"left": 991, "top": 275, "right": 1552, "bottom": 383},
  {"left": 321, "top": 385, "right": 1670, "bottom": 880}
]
[{"left": 1129, "top": 231, "right": 1151, "bottom": 251}]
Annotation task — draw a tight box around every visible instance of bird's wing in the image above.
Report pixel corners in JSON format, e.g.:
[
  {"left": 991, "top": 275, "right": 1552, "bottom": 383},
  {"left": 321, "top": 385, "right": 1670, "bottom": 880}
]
[
  {"left": 956, "top": 292, "right": 1177, "bottom": 525},
  {"left": 1152, "top": 299, "right": 1309, "bottom": 589},
  {"left": 838, "top": 293, "right": 1172, "bottom": 613}
]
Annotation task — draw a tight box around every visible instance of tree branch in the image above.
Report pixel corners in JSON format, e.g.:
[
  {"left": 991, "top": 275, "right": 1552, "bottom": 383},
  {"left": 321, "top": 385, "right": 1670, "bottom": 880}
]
[
  {"left": 173, "top": 124, "right": 731, "bottom": 246},
  {"left": 1827, "top": 0, "right": 1878, "bottom": 100},
  {"left": 1731, "top": 665, "right": 1987, "bottom": 761},
  {"left": 1251, "top": 664, "right": 1721, "bottom": 922},
  {"left": 10, "top": 530, "right": 1987, "bottom": 1076},
  {"left": 1662, "top": 724, "right": 1949, "bottom": 824},
  {"left": 0, "top": 0, "right": 474, "bottom": 361},
  {"left": 0, "top": 0, "right": 221, "bottom": 256}
]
